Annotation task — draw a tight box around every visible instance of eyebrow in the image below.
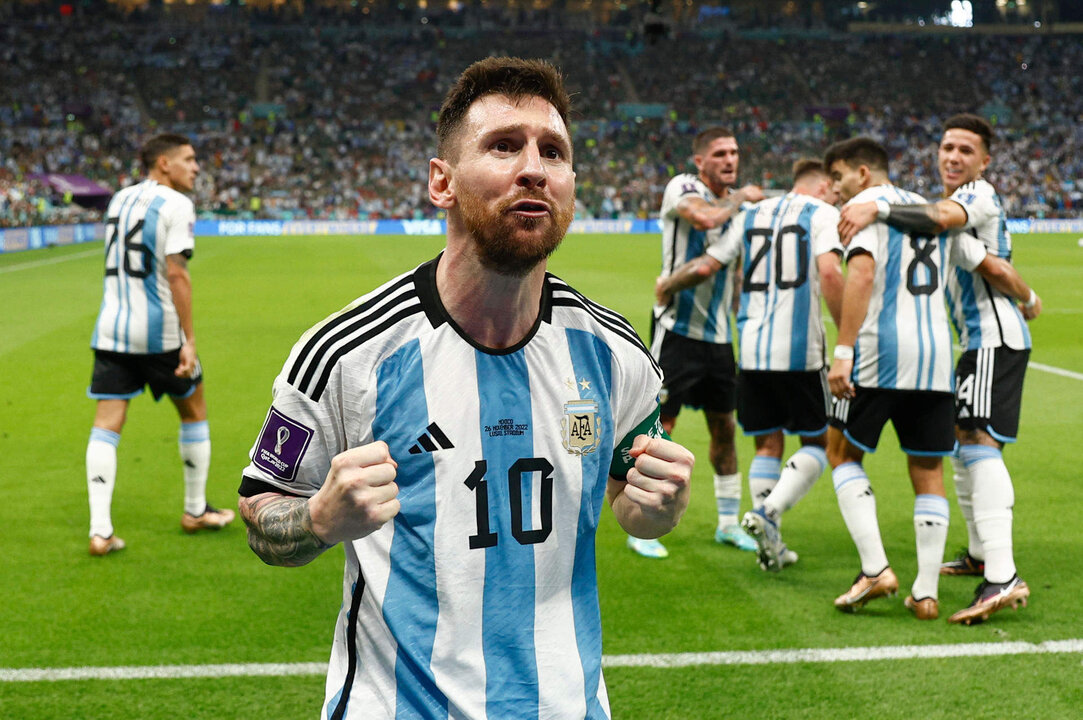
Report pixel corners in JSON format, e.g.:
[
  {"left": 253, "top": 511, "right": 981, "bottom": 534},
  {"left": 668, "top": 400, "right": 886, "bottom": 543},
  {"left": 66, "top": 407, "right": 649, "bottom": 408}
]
[{"left": 483, "top": 123, "right": 572, "bottom": 155}]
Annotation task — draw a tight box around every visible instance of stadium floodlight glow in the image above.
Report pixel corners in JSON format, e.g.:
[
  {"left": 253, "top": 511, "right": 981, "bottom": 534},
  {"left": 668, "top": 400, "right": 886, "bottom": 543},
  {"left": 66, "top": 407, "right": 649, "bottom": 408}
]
[{"left": 948, "top": 0, "right": 973, "bottom": 27}]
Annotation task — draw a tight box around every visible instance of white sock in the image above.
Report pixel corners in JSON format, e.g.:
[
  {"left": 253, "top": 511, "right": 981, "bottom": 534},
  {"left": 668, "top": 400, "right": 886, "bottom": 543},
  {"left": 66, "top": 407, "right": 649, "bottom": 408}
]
[
  {"left": 87, "top": 427, "right": 120, "bottom": 539},
  {"left": 961, "top": 444, "right": 1016, "bottom": 583},
  {"left": 180, "top": 421, "right": 211, "bottom": 516},
  {"left": 951, "top": 452, "right": 983, "bottom": 560},
  {"left": 913, "top": 494, "right": 950, "bottom": 600},
  {"left": 748, "top": 456, "right": 780, "bottom": 512},
  {"left": 832, "top": 462, "right": 888, "bottom": 576},
  {"left": 714, "top": 472, "right": 742, "bottom": 528},
  {"left": 764, "top": 445, "right": 827, "bottom": 520}
]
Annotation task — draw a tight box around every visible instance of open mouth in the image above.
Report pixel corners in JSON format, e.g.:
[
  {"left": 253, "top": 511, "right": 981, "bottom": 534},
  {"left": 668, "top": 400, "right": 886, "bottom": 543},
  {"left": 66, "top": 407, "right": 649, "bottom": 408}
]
[{"left": 509, "top": 200, "right": 550, "bottom": 216}]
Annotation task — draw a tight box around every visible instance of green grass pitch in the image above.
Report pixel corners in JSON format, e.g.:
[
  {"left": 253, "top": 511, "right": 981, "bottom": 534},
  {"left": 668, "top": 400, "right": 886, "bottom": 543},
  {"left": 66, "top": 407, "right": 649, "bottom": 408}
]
[{"left": 1, "top": 233, "right": 1081, "bottom": 719}]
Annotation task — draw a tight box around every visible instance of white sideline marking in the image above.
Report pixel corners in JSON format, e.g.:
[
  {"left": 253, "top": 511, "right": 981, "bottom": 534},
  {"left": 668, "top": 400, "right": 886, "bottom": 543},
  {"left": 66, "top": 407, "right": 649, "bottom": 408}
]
[
  {"left": 0, "top": 248, "right": 99, "bottom": 274},
  {"left": 1029, "top": 362, "right": 1083, "bottom": 382},
  {"left": 0, "top": 662, "right": 327, "bottom": 683},
  {"left": 603, "top": 638, "right": 1083, "bottom": 668},
  {"left": 3, "top": 640, "right": 1082, "bottom": 682}
]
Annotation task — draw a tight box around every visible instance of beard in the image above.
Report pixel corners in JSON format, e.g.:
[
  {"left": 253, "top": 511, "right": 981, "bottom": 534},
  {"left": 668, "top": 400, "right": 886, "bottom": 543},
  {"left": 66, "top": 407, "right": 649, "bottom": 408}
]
[{"left": 457, "top": 188, "right": 574, "bottom": 278}]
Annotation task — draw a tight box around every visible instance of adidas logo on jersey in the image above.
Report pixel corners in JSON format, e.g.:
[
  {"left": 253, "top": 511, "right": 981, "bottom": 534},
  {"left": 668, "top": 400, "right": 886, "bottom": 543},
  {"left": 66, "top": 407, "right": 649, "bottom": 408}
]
[{"left": 408, "top": 422, "right": 455, "bottom": 454}]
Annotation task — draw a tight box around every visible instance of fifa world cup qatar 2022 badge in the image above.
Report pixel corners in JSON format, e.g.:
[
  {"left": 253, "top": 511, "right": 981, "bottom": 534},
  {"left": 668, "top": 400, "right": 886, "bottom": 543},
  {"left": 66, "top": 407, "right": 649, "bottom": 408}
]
[
  {"left": 253, "top": 408, "right": 314, "bottom": 482},
  {"left": 562, "top": 399, "right": 600, "bottom": 456}
]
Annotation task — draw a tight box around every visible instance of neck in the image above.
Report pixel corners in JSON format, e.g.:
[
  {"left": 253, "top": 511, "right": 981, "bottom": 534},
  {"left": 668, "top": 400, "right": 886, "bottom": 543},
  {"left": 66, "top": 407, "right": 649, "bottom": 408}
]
[
  {"left": 435, "top": 242, "right": 546, "bottom": 350},
  {"left": 147, "top": 171, "right": 174, "bottom": 191}
]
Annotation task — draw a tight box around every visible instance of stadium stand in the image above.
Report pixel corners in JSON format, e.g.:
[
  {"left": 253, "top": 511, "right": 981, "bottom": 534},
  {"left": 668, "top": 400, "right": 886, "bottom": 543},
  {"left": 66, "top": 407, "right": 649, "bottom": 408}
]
[{"left": 2, "top": 3, "right": 1080, "bottom": 227}]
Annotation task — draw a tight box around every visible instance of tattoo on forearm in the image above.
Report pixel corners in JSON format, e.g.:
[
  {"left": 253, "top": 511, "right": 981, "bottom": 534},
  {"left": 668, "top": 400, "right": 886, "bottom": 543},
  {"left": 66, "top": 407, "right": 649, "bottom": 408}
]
[{"left": 240, "top": 494, "right": 332, "bottom": 567}]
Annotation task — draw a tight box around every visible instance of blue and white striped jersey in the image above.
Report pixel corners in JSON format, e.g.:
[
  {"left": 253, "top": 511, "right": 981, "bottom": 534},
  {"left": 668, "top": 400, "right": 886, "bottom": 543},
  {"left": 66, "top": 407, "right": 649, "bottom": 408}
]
[
  {"left": 241, "top": 257, "right": 663, "bottom": 720},
  {"left": 91, "top": 180, "right": 195, "bottom": 354},
  {"left": 845, "top": 185, "right": 987, "bottom": 393},
  {"left": 944, "top": 178, "right": 1031, "bottom": 351},
  {"left": 655, "top": 173, "right": 737, "bottom": 344},
  {"left": 707, "top": 192, "right": 842, "bottom": 371}
]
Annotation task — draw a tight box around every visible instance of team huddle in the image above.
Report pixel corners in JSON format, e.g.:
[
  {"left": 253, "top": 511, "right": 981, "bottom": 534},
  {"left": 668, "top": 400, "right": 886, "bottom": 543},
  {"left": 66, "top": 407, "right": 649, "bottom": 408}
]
[
  {"left": 646, "top": 116, "right": 1038, "bottom": 627},
  {"left": 80, "top": 56, "right": 1038, "bottom": 719}
]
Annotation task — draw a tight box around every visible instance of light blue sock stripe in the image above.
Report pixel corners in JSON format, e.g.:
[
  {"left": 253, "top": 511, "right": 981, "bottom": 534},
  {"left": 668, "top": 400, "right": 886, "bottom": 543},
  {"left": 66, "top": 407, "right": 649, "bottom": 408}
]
[
  {"left": 749, "top": 456, "right": 781, "bottom": 479},
  {"left": 179, "top": 420, "right": 210, "bottom": 444},
  {"left": 90, "top": 427, "right": 121, "bottom": 447},
  {"left": 831, "top": 461, "right": 866, "bottom": 492},
  {"left": 718, "top": 498, "right": 740, "bottom": 515},
  {"left": 794, "top": 444, "right": 828, "bottom": 472},
  {"left": 958, "top": 444, "right": 1001, "bottom": 469},
  {"left": 914, "top": 493, "right": 950, "bottom": 521}
]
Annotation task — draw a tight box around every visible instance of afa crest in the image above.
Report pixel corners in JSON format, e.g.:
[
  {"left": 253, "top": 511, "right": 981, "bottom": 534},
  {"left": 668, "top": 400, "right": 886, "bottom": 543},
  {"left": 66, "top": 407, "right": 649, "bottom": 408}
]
[{"left": 562, "top": 399, "right": 600, "bottom": 455}]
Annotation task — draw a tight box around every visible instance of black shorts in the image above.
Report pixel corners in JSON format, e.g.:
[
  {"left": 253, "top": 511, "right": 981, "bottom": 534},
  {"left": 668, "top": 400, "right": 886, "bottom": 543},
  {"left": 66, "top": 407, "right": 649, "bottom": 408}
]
[
  {"left": 737, "top": 369, "right": 830, "bottom": 436},
  {"left": 831, "top": 386, "right": 955, "bottom": 456},
  {"left": 955, "top": 346, "right": 1029, "bottom": 443},
  {"left": 652, "top": 328, "right": 736, "bottom": 416},
  {"left": 88, "top": 349, "right": 202, "bottom": 402}
]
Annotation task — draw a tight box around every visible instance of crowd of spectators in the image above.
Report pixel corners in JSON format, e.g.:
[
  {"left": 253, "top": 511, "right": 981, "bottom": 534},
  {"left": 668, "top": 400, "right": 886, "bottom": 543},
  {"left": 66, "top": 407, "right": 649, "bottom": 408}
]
[{"left": 2, "top": 4, "right": 1081, "bottom": 228}]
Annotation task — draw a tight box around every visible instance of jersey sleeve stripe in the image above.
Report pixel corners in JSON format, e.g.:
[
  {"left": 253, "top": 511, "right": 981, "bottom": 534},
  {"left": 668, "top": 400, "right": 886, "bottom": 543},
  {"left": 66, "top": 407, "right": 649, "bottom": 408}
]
[
  {"left": 301, "top": 301, "right": 424, "bottom": 402},
  {"left": 286, "top": 274, "right": 416, "bottom": 386}
]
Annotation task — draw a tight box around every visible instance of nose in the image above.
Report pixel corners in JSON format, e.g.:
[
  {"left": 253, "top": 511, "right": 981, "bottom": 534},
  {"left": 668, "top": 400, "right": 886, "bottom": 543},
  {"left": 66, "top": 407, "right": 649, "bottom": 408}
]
[{"left": 516, "top": 143, "right": 546, "bottom": 190}]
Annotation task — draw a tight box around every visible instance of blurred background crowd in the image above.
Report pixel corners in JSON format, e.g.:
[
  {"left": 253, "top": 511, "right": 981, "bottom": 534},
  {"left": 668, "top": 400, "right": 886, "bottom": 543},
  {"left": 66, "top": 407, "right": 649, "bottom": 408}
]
[{"left": 2, "top": 0, "right": 1081, "bottom": 227}]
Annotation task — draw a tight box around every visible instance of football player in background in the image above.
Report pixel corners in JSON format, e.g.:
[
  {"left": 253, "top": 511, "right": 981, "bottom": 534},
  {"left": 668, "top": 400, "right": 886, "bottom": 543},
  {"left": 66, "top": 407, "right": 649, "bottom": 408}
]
[
  {"left": 824, "top": 137, "right": 1036, "bottom": 620},
  {"left": 635, "top": 127, "right": 765, "bottom": 559},
  {"left": 838, "top": 114, "right": 1040, "bottom": 624},
  {"left": 655, "top": 159, "right": 844, "bottom": 571},
  {"left": 85, "top": 133, "right": 234, "bottom": 556}
]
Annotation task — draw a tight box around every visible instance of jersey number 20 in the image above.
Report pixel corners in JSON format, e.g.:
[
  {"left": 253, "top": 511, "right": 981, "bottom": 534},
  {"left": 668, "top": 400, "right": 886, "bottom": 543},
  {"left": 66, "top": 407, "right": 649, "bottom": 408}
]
[{"left": 742, "top": 224, "right": 809, "bottom": 292}]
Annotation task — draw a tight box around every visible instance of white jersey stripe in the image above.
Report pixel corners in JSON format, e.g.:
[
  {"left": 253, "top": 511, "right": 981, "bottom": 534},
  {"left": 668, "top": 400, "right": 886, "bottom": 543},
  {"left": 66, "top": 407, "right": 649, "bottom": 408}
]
[{"left": 92, "top": 179, "right": 195, "bottom": 354}]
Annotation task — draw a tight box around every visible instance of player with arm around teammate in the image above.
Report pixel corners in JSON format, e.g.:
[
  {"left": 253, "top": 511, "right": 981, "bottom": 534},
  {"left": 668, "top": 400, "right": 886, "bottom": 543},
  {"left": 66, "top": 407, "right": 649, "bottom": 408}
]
[
  {"left": 656, "top": 159, "right": 844, "bottom": 571},
  {"left": 237, "top": 58, "right": 694, "bottom": 720},
  {"left": 837, "top": 114, "right": 1039, "bottom": 624},
  {"left": 823, "top": 137, "right": 1034, "bottom": 620},
  {"left": 85, "top": 133, "right": 234, "bottom": 556},
  {"left": 633, "top": 127, "right": 765, "bottom": 559}
]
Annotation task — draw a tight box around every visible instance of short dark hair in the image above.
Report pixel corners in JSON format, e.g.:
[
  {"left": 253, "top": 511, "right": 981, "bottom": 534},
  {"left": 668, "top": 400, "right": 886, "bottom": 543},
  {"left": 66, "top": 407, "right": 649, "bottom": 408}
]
[
  {"left": 823, "top": 137, "right": 889, "bottom": 175},
  {"left": 792, "top": 158, "right": 826, "bottom": 184},
  {"left": 693, "top": 127, "right": 735, "bottom": 155},
  {"left": 140, "top": 133, "right": 192, "bottom": 173},
  {"left": 436, "top": 57, "right": 571, "bottom": 160},
  {"left": 943, "top": 113, "right": 994, "bottom": 152}
]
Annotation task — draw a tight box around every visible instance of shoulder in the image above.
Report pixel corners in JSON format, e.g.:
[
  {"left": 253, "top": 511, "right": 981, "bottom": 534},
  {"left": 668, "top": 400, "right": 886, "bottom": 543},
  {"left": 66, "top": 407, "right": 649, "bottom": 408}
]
[
  {"left": 282, "top": 261, "right": 434, "bottom": 402},
  {"left": 157, "top": 185, "right": 194, "bottom": 211},
  {"left": 546, "top": 274, "right": 662, "bottom": 380},
  {"left": 665, "top": 174, "right": 706, "bottom": 200},
  {"left": 951, "top": 178, "right": 998, "bottom": 205}
]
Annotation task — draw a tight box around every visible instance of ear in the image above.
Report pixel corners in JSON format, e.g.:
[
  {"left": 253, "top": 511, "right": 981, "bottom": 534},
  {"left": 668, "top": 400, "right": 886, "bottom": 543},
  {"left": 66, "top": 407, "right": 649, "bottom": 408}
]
[
  {"left": 980, "top": 153, "right": 992, "bottom": 173},
  {"left": 429, "top": 158, "right": 454, "bottom": 210}
]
